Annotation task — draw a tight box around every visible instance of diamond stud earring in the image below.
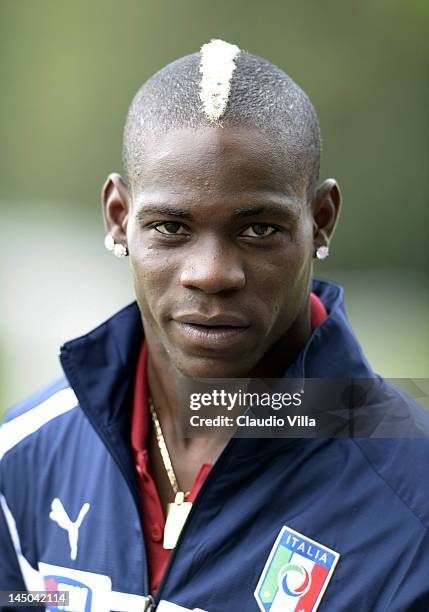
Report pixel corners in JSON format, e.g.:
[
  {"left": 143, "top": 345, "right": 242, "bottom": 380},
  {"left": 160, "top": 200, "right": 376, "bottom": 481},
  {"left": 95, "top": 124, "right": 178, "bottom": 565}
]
[
  {"left": 315, "top": 246, "right": 329, "bottom": 260},
  {"left": 104, "top": 234, "right": 128, "bottom": 258},
  {"left": 104, "top": 235, "right": 114, "bottom": 251},
  {"left": 113, "top": 243, "right": 128, "bottom": 258}
]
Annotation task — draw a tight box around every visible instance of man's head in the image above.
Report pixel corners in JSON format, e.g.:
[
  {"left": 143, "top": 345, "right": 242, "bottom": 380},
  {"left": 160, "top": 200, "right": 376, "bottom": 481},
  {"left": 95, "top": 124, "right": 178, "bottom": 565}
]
[
  {"left": 102, "top": 40, "right": 341, "bottom": 378},
  {"left": 123, "top": 40, "right": 321, "bottom": 201}
]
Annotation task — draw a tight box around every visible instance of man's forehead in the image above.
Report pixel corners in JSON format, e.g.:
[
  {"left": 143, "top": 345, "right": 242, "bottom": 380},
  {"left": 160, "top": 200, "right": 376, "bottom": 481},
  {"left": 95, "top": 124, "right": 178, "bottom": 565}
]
[{"left": 131, "top": 125, "right": 307, "bottom": 200}]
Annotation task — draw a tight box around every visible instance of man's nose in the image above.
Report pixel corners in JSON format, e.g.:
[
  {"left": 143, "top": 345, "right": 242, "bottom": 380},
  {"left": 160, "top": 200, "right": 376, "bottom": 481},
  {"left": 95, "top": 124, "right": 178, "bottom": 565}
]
[{"left": 179, "top": 238, "right": 246, "bottom": 294}]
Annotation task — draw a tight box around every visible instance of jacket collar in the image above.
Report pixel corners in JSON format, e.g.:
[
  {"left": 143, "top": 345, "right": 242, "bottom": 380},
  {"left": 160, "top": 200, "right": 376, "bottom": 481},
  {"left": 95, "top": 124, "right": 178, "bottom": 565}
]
[
  {"left": 60, "top": 303, "right": 144, "bottom": 505},
  {"left": 59, "top": 279, "right": 374, "bottom": 467},
  {"left": 287, "top": 279, "right": 373, "bottom": 379}
]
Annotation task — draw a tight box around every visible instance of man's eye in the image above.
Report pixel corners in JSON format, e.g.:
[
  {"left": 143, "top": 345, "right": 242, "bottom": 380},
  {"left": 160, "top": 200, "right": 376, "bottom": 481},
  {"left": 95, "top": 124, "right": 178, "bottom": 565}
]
[
  {"left": 154, "top": 222, "right": 187, "bottom": 235},
  {"left": 241, "top": 224, "right": 278, "bottom": 238}
]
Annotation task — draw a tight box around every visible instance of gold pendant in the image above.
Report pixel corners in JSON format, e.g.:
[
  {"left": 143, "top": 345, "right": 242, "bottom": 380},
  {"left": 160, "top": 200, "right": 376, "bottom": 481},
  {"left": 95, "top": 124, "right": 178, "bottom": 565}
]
[{"left": 163, "top": 492, "right": 193, "bottom": 550}]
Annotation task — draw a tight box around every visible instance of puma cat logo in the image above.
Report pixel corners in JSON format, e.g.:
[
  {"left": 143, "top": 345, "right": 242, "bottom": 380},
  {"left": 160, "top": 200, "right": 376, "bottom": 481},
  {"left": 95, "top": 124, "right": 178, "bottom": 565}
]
[{"left": 49, "top": 498, "right": 90, "bottom": 560}]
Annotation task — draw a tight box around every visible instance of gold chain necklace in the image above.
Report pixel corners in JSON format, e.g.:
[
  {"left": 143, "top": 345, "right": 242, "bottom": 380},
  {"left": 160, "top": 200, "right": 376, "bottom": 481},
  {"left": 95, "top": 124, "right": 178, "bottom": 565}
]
[{"left": 148, "top": 398, "right": 193, "bottom": 550}]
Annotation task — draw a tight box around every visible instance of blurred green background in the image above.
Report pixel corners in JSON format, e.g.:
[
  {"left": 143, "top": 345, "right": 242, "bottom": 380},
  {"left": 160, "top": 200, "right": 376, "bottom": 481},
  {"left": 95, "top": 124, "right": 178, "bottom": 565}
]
[{"left": 1, "top": 0, "right": 428, "bottom": 415}]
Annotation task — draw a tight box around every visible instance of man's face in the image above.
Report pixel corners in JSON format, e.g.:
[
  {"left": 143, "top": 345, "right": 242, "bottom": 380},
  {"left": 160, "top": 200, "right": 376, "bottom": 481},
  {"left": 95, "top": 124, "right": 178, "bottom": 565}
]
[{"left": 126, "top": 126, "right": 315, "bottom": 378}]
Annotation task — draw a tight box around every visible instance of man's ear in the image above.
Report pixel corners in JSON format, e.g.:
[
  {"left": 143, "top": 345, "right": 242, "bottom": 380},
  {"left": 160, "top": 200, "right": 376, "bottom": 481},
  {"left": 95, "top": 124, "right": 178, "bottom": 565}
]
[
  {"left": 312, "top": 178, "right": 342, "bottom": 250},
  {"left": 101, "top": 173, "right": 130, "bottom": 242}
]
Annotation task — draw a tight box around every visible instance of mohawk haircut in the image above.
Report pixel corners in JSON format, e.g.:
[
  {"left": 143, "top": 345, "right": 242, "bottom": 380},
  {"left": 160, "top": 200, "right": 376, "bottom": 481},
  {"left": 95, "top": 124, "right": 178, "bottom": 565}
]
[{"left": 123, "top": 40, "right": 321, "bottom": 199}]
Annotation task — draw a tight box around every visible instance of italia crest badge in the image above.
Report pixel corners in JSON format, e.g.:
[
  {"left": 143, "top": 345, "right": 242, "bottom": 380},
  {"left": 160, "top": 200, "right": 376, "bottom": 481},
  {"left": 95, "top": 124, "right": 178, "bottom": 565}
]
[{"left": 254, "top": 526, "right": 340, "bottom": 611}]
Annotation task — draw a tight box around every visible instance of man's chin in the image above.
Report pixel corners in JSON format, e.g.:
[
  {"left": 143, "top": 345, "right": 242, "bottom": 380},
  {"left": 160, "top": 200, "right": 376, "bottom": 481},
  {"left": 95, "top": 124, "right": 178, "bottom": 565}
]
[{"left": 171, "top": 351, "right": 256, "bottom": 379}]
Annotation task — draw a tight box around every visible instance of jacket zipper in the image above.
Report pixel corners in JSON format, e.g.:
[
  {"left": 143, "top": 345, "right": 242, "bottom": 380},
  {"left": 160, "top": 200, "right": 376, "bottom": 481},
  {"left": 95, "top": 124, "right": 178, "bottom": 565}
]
[{"left": 143, "top": 595, "right": 156, "bottom": 611}]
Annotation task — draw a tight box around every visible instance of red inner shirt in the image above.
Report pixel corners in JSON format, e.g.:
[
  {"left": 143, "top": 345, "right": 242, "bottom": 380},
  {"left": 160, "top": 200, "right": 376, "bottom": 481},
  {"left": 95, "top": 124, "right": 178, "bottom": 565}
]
[{"left": 131, "top": 292, "right": 327, "bottom": 594}]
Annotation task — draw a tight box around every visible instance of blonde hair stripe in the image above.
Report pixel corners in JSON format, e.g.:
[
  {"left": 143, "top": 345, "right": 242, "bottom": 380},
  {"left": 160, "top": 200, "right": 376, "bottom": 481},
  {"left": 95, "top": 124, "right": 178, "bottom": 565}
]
[{"left": 199, "top": 39, "right": 241, "bottom": 123}]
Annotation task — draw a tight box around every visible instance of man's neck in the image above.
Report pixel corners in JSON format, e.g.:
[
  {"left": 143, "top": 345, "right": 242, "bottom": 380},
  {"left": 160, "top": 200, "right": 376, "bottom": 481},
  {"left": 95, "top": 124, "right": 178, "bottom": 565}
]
[{"left": 249, "top": 306, "right": 311, "bottom": 378}]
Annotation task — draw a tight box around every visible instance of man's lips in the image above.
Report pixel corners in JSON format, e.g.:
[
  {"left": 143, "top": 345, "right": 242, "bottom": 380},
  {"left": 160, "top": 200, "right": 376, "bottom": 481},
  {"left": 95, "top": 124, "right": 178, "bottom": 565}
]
[
  {"left": 171, "top": 312, "right": 250, "bottom": 350},
  {"left": 173, "top": 312, "right": 250, "bottom": 327}
]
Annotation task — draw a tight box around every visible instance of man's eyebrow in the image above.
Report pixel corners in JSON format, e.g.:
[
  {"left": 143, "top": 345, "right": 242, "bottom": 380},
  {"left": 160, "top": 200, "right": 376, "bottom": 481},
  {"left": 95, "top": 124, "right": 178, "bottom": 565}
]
[
  {"left": 135, "top": 202, "right": 298, "bottom": 223},
  {"left": 136, "top": 206, "right": 194, "bottom": 221},
  {"left": 232, "top": 204, "right": 298, "bottom": 218}
]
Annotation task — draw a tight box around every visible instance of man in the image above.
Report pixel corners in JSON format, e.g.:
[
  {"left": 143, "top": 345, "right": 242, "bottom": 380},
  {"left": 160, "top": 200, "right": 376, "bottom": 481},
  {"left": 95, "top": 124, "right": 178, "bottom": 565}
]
[{"left": 1, "top": 40, "right": 428, "bottom": 612}]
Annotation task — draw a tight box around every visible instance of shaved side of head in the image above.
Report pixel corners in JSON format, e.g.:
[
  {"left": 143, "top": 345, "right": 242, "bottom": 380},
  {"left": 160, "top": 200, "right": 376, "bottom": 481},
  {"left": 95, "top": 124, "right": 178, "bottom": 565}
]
[{"left": 123, "top": 40, "right": 321, "bottom": 200}]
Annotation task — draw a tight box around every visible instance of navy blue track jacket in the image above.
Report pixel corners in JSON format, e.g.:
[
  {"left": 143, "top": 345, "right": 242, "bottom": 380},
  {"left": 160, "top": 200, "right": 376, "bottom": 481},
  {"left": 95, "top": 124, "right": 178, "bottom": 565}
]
[{"left": 1, "top": 280, "right": 429, "bottom": 612}]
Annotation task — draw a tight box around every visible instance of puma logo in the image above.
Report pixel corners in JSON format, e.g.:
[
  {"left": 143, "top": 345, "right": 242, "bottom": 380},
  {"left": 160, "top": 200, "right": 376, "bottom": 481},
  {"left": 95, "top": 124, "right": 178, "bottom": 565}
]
[{"left": 49, "top": 498, "right": 90, "bottom": 560}]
